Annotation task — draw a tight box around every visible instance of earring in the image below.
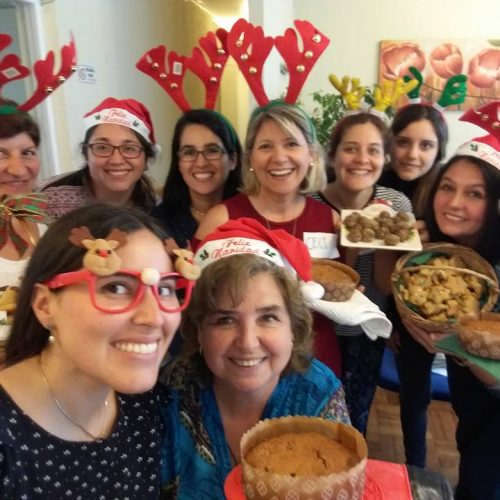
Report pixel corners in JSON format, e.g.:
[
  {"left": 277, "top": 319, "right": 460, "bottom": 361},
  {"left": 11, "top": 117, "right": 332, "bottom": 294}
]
[
  {"left": 249, "top": 167, "right": 254, "bottom": 172},
  {"left": 198, "top": 344, "right": 203, "bottom": 356},
  {"left": 308, "top": 162, "right": 315, "bottom": 168}
]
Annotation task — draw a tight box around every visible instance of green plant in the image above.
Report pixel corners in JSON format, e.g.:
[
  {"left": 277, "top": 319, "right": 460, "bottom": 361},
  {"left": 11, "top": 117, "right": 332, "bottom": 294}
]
[
  {"left": 309, "top": 86, "right": 395, "bottom": 150},
  {"left": 310, "top": 91, "right": 346, "bottom": 149}
]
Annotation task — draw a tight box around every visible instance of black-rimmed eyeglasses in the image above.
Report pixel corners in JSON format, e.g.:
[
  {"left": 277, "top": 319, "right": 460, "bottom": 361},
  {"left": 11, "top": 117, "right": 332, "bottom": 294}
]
[
  {"left": 86, "top": 143, "right": 145, "bottom": 159},
  {"left": 178, "top": 145, "right": 226, "bottom": 162}
]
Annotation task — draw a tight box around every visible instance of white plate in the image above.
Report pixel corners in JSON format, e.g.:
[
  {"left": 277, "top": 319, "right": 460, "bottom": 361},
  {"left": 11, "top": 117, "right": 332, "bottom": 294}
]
[{"left": 340, "top": 207, "right": 423, "bottom": 251}]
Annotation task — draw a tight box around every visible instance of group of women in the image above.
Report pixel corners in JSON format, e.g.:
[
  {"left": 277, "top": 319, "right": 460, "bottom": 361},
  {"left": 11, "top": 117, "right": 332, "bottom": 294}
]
[{"left": 0, "top": 87, "right": 499, "bottom": 499}]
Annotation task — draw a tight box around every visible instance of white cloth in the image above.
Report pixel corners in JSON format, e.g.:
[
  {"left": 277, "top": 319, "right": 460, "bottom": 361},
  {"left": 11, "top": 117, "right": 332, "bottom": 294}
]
[{"left": 301, "top": 286, "right": 392, "bottom": 340}]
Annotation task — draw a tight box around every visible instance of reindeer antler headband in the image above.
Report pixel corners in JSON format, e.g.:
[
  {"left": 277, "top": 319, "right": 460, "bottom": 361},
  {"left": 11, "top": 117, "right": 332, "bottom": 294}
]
[
  {"left": 0, "top": 32, "right": 77, "bottom": 113},
  {"left": 136, "top": 18, "right": 329, "bottom": 111}
]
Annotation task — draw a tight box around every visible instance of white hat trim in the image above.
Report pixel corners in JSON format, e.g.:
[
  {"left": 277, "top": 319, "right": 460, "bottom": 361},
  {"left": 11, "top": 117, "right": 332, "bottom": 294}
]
[{"left": 83, "top": 108, "right": 151, "bottom": 144}]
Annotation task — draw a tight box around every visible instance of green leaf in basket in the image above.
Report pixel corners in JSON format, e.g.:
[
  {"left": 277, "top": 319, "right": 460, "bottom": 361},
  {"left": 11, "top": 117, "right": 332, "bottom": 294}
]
[{"left": 404, "top": 251, "right": 439, "bottom": 267}]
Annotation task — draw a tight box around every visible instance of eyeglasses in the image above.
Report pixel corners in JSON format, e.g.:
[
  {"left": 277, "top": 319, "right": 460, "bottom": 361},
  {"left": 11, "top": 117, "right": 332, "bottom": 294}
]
[
  {"left": 178, "top": 145, "right": 226, "bottom": 162},
  {"left": 44, "top": 268, "right": 193, "bottom": 314},
  {"left": 86, "top": 143, "right": 145, "bottom": 159}
]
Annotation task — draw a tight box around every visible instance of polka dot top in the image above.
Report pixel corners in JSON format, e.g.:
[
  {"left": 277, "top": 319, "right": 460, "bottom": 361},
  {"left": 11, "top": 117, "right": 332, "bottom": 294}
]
[{"left": 0, "top": 385, "right": 164, "bottom": 499}]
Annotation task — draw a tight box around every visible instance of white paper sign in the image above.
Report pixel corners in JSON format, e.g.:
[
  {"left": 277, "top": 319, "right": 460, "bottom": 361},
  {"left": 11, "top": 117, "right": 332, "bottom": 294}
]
[{"left": 303, "top": 232, "right": 340, "bottom": 259}]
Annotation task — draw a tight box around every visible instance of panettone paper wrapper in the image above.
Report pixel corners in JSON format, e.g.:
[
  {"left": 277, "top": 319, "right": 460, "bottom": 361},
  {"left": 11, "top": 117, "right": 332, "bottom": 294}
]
[
  {"left": 241, "top": 416, "right": 368, "bottom": 500},
  {"left": 436, "top": 334, "right": 500, "bottom": 382}
]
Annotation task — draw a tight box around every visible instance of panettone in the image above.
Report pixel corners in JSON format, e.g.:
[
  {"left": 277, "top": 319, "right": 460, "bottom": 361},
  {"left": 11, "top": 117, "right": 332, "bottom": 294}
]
[
  {"left": 311, "top": 259, "right": 360, "bottom": 302},
  {"left": 241, "top": 417, "right": 367, "bottom": 499},
  {"left": 458, "top": 312, "right": 500, "bottom": 360}
]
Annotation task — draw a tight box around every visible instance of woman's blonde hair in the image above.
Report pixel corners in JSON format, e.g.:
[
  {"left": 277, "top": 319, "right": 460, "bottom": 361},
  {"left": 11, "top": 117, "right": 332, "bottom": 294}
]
[
  {"left": 241, "top": 102, "right": 327, "bottom": 196},
  {"left": 179, "top": 254, "right": 314, "bottom": 383}
]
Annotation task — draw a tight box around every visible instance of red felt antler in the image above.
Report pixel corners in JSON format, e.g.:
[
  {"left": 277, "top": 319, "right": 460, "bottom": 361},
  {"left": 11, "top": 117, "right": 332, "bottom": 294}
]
[
  {"left": 460, "top": 101, "right": 500, "bottom": 142},
  {"left": 185, "top": 28, "right": 229, "bottom": 110},
  {"left": 274, "top": 20, "right": 330, "bottom": 104},
  {"left": 136, "top": 45, "right": 190, "bottom": 112},
  {"left": 226, "top": 18, "right": 274, "bottom": 106},
  {"left": 16, "top": 33, "right": 77, "bottom": 112},
  {"left": 0, "top": 33, "right": 31, "bottom": 94}
]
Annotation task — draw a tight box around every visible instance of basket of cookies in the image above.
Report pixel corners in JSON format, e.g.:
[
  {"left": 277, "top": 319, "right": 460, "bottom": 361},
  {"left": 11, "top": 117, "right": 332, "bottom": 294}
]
[{"left": 392, "top": 243, "right": 499, "bottom": 333}]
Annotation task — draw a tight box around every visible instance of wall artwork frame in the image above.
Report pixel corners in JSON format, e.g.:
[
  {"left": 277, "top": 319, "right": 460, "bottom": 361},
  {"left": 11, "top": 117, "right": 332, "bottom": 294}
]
[{"left": 379, "top": 39, "right": 500, "bottom": 110}]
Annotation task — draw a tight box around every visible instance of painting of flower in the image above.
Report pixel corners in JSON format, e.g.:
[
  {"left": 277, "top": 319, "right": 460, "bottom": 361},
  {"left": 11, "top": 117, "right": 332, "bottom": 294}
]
[{"left": 379, "top": 39, "right": 500, "bottom": 110}]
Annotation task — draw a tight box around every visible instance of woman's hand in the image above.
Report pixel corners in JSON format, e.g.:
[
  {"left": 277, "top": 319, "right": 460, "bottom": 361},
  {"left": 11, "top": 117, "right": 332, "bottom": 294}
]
[
  {"left": 401, "top": 318, "right": 453, "bottom": 353},
  {"left": 415, "top": 219, "right": 429, "bottom": 243}
]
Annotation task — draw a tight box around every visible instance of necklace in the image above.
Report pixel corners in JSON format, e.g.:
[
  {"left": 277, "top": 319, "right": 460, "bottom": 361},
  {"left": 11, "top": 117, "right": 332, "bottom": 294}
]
[
  {"left": 39, "top": 358, "right": 109, "bottom": 441},
  {"left": 190, "top": 206, "right": 207, "bottom": 218},
  {"left": 263, "top": 215, "right": 299, "bottom": 238}
]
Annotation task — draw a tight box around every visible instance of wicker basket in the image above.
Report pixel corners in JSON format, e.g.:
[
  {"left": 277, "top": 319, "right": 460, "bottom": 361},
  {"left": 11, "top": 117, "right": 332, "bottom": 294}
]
[
  {"left": 311, "top": 259, "right": 360, "bottom": 302},
  {"left": 392, "top": 243, "right": 499, "bottom": 333}
]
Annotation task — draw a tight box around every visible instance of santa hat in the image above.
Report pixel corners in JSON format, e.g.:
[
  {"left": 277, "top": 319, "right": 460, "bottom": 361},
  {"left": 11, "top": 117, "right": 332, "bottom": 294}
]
[
  {"left": 456, "top": 101, "right": 500, "bottom": 171},
  {"left": 195, "top": 218, "right": 392, "bottom": 340},
  {"left": 83, "top": 97, "right": 156, "bottom": 146},
  {"left": 195, "top": 217, "right": 313, "bottom": 282}
]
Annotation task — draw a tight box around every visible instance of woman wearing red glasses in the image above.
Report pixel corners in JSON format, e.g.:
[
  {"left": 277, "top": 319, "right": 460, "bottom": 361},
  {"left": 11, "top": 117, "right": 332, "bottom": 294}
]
[{"left": 0, "top": 204, "right": 194, "bottom": 498}]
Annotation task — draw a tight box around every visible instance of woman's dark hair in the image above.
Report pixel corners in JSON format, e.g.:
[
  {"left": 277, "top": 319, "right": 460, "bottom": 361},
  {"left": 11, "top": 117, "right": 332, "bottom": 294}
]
[
  {"left": 425, "top": 155, "right": 500, "bottom": 264},
  {"left": 160, "top": 109, "right": 242, "bottom": 213},
  {"left": 327, "top": 112, "right": 390, "bottom": 181},
  {"left": 43, "top": 126, "right": 158, "bottom": 213},
  {"left": 390, "top": 104, "right": 449, "bottom": 216},
  {"left": 0, "top": 99, "right": 40, "bottom": 146},
  {"left": 5, "top": 203, "right": 168, "bottom": 366}
]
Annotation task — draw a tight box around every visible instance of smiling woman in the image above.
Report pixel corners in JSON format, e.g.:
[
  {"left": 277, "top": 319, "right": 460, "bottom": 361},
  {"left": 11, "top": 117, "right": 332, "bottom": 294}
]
[
  {"left": 152, "top": 109, "right": 242, "bottom": 248},
  {"left": 0, "top": 204, "right": 190, "bottom": 498},
  {"left": 40, "top": 97, "right": 159, "bottom": 217}
]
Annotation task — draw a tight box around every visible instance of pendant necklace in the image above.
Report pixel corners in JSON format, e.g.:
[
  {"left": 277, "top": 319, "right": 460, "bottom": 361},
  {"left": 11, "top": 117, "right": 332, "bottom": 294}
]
[
  {"left": 190, "top": 206, "right": 207, "bottom": 218},
  {"left": 39, "top": 357, "right": 109, "bottom": 441}
]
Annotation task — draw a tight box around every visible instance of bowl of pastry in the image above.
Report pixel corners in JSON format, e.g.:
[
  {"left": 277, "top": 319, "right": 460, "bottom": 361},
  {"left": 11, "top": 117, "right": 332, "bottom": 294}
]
[
  {"left": 240, "top": 416, "right": 368, "bottom": 499},
  {"left": 392, "top": 243, "right": 499, "bottom": 333}
]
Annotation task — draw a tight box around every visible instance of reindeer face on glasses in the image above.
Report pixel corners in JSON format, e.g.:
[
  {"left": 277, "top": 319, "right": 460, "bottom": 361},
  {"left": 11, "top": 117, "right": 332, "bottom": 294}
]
[{"left": 69, "top": 226, "right": 128, "bottom": 276}]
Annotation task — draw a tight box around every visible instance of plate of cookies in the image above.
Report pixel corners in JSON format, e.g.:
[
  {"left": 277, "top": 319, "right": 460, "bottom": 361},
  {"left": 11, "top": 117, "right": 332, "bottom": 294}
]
[{"left": 340, "top": 205, "right": 422, "bottom": 251}]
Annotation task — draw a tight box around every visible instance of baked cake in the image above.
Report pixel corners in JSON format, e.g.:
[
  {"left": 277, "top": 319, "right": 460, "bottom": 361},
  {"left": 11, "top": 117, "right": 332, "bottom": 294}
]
[
  {"left": 458, "top": 312, "right": 500, "bottom": 359},
  {"left": 241, "top": 417, "right": 367, "bottom": 499},
  {"left": 245, "top": 431, "right": 358, "bottom": 476},
  {"left": 311, "top": 259, "right": 360, "bottom": 302}
]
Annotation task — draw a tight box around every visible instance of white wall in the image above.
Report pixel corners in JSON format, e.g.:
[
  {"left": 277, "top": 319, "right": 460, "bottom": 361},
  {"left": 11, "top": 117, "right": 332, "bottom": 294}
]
[
  {"left": 292, "top": 0, "right": 500, "bottom": 158},
  {"left": 40, "top": 0, "right": 186, "bottom": 186}
]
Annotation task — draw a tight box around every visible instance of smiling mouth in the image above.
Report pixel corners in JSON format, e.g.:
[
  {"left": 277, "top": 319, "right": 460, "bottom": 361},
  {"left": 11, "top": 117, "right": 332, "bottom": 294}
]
[
  {"left": 348, "top": 169, "right": 371, "bottom": 176},
  {"left": 268, "top": 169, "right": 294, "bottom": 178},
  {"left": 193, "top": 172, "right": 214, "bottom": 180},
  {"left": 231, "top": 357, "right": 266, "bottom": 367},
  {"left": 106, "top": 170, "right": 131, "bottom": 177},
  {"left": 441, "top": 213, "right": 466, "bottom": 222},
  {"left": 114, "top": 342, "right": 159, "bottom": 354}
]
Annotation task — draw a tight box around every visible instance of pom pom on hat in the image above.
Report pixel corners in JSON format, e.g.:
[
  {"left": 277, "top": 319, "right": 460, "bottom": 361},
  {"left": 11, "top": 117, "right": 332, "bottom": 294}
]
[
  {"left": 83, "top": 97, "right": 157, "bottom": 146},
  {"left": 194, "top": 217, "right": 312, "bottom": 282},
  {"left": 457, "top": 101, "right": 500, "bottom": 171}
]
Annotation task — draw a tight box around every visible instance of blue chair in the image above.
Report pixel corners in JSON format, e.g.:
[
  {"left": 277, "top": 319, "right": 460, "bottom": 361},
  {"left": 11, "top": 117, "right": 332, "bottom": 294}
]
[{"left": 378, "top": 348, "right": 450, "bottom": 401}]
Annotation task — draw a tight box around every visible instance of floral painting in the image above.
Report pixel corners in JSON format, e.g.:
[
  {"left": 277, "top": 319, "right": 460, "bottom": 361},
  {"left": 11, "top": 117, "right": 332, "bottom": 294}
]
[{"left": 379, "top": 39, "right": 500, "bottom": 110}]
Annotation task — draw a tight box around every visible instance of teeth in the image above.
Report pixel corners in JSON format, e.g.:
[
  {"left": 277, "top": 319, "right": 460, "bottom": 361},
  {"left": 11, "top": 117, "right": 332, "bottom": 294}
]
[
  {"left": 349, "top": 169, "right": 370, "bottom": 176},
  {"left": 193, "top": 172, "right": 213, "bottom": 180},
  {"left": 232, "top": 358, "right": 263, "bottom": 367},
  {"left": 269, "top": 169, "right": 293, "bottom": 177},
  {"left": 114, "top": 342, "right": 158, "bottom": 354},
  {"left": 107, "top": 170, "right": 129, "bottom": 177}
]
